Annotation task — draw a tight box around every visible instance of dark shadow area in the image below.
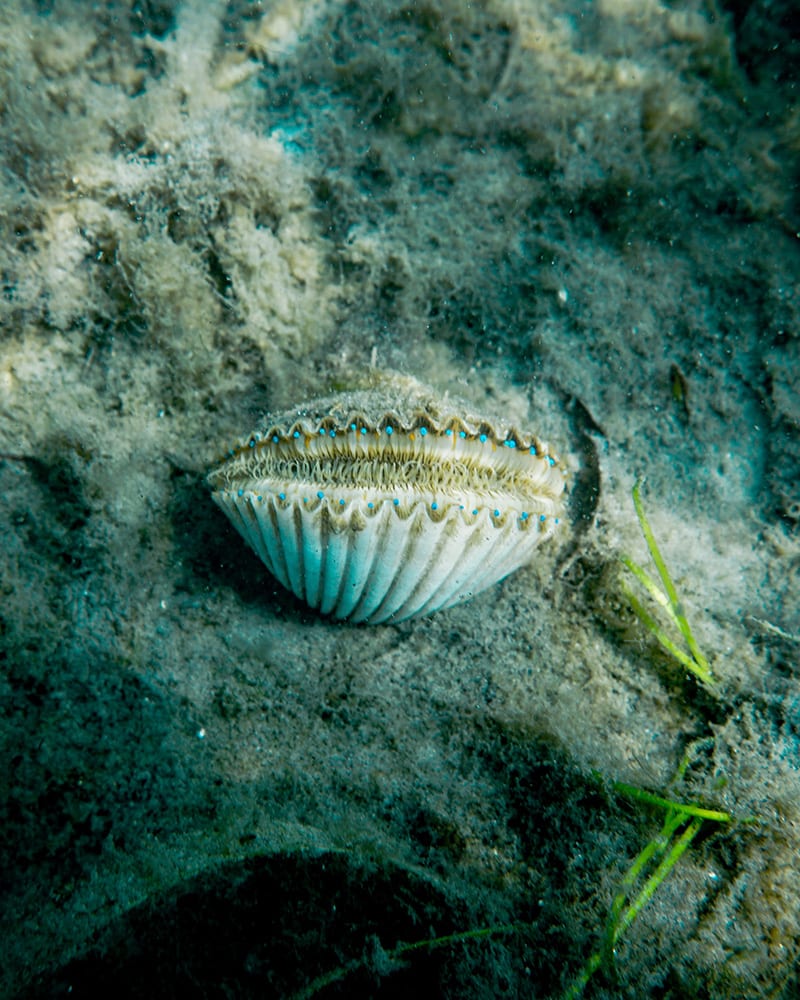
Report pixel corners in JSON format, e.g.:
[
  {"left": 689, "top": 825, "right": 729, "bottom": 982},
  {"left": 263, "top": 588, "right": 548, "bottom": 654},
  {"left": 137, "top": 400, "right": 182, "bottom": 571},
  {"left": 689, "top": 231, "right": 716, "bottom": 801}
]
[
  {"left": 0, "top": 644, "right": 211, "bottom": 905},
  {"left": 17, "top": 851, "right": 483, "bottom": 999}
]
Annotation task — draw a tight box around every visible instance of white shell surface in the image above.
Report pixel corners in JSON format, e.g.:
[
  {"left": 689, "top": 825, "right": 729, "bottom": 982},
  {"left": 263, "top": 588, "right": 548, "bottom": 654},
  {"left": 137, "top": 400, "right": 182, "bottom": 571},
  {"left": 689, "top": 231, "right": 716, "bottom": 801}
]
[{"left": 208, "top": 381, "right": 566, "bottom": 624}]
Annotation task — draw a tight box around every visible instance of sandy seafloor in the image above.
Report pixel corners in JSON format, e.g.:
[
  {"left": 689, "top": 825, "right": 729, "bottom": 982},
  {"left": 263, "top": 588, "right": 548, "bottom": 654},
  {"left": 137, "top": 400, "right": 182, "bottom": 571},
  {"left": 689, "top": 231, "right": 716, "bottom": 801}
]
[{"left": 0, "top": 1, "right": 798, "bottom": 997}]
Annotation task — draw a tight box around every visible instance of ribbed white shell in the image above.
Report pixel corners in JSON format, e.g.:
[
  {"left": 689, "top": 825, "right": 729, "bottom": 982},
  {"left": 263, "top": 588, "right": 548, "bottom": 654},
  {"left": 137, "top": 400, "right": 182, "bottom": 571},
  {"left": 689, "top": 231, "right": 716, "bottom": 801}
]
[
  {"left": 208, "top": 381, "right": 567, "bottom": 624},
  {"left": 212, "top": 486, "right": 557, "bottom": 623}
]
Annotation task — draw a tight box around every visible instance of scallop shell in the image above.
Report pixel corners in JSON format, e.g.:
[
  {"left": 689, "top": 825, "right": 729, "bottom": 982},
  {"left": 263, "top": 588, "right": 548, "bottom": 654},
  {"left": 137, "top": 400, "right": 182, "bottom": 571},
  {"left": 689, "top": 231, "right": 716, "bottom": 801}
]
[{"left": 207, "top": 377, "right": 566, "bottom": 624}]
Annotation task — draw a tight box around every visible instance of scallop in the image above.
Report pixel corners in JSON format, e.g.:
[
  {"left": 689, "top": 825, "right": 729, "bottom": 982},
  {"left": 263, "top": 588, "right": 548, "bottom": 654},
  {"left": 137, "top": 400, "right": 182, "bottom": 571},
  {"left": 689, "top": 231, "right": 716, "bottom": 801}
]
[{"left": 207, "top": 376, "right": 566, "bottom": 623}]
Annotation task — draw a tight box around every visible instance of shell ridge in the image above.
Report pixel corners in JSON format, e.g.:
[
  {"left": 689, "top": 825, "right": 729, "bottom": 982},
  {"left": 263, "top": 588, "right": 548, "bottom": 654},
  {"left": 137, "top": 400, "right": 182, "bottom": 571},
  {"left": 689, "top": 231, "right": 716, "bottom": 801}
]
[
  {"left": 338, "top": 509, "right": 385, "bottom": 621},
  {"left": 363, "top": 505, "right": 430, "bottom": 623},
  {"left": 458, "top": 516, "right": 537, "bottom": 596},
  {"left": 256, "top": 498, "right": 294, "bottom": 592},
  {"left": 346, "top": 506, "right": 403, "bottom": 622},
  {"left": 290, "top": 501, "right": 309, "bottom": 604},
  {"left": 243, "top": 497, "right": 270, "bottom": 578},
  {"left": 330, "top": 514, "right": 360, "bottom": 618},
  {"left": 439, "top": 515, "right": 548, "bottom": 613},
  {"left": 319, "top": 509, "right": 354, "bottom": 615},
  {"left": 415, "top": 514, "right": 520, "bottom": 616},
  {"left": 266, "top": 498, "right": 305, "bottom": 602},
  {"left": 223, "top": 492, "right": 282, "bottom": 583},
  {"left": 334, "top": 506, "right": 392, "bottom": 620},
  {"left": 389, "top": 512, "right": 471, "bottom": 622},
  {"left": 414, "top": 517, "right": 496, "bottom": 616},
  {"left": 304, "top": 504, "right": 332, "bottom": 610},
  {"left": 348, "top": 504, "right": 421, "bottom": 622},
  {"left": 369, "top": 508, "right": 439, "bottom": 621}
]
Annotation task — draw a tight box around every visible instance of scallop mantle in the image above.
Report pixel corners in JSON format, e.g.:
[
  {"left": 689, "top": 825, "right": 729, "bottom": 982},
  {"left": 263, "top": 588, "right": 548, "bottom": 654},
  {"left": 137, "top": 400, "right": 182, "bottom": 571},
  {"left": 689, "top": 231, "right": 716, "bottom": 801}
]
[{"left": 207, "top": 381, "right": 567, "bottom": 624}]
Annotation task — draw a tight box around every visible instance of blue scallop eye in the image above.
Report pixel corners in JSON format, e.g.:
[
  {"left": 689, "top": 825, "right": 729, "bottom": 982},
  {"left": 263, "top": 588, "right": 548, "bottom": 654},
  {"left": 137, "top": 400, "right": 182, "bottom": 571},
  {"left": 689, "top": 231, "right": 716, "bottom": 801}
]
[
  {"left": 317, "top": 490, "right": 325, "bottom": 499},
  {"left": 393, "top": 498, "right": 400, "bottom": 506},
  {"left": 420, "top": 427, "right": 427, "bottom": 436},
  {"left": 293, "top": 430, "right": 300, "bottom": 439},
  {"left": 360, "top": 427, "right": 367, "bottom": 435},
  {"left": 521, "top": 511, "right": 529, "bottom": 520},
  {"left": 480, "top": 434, "right": 487, "bottom": 443},
  {"left": 385, "top": 426, "right": 393, "bottom": 435},
  {"left": 279, "top": 492, "right": 286, "bottom": 501},
  {"left": 431, "top": 502, "right": 438, "bottom": 510},
  {"left": 459, "top": 431, "right": 466, "bottom": 439},
  {"left": 445, "top": 429, "right": 453, "bottom": 436},
  {"left": 318, "top": 428, "right": 325, "bottom": 436},
  {"left": 249, "top": 440, "right": 256, "bottom": 448}
]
